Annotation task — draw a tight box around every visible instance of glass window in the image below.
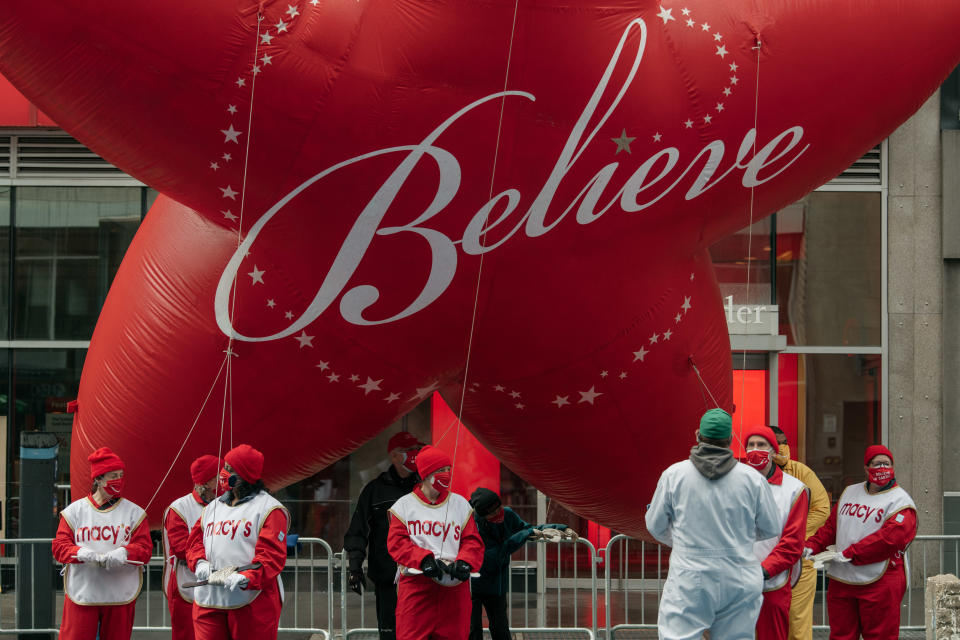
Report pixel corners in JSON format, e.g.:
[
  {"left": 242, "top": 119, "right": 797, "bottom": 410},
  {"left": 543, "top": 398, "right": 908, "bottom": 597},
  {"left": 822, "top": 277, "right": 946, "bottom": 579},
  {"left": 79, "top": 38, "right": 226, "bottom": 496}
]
[
  {"left": 0, "top": 348, "right": 9, "bottom": 535},
  {"left": 13, "top": 187, "right": 141, "bottom": 340},
  {"left": 779, "top": 353, "right": 881, "bottom": 502},
  {"left": 776, "top": 192, "right": 882, "bottom": 347},
  {"left": 709, "top": 218, "right": 773, "bottom": 306},
  {"left": 0, "top": 188, "right": 9, "bottom": 339},
  {"left": 712, "top": 192, "right": 882, "bottom": 347},
  {"left": 7, "top": 348, "right": 85, "bottom": 536}
]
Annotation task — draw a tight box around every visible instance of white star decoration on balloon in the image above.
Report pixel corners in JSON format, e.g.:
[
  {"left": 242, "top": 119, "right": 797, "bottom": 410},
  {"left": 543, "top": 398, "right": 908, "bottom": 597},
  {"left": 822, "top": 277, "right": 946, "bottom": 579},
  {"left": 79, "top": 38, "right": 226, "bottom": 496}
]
[
  {"left": 619, "top": 5, "right": 737, "bottom": 146},
  {"left": 218, "top": 3, "right": 716, "bottom": 411}
]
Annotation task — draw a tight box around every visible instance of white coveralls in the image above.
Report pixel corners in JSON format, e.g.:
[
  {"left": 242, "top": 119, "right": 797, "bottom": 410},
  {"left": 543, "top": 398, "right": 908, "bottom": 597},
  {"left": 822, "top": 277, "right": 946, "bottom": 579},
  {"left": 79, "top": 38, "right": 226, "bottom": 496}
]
[{"left": 646, "top": 459, "right": 782, "bottom": 640}]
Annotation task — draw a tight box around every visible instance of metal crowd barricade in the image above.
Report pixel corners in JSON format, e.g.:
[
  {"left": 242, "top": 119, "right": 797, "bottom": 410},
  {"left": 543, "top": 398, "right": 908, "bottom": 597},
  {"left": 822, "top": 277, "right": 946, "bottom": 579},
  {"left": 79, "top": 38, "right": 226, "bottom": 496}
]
[
  {"left": 340, "top": 536, "right": 598, "bottom": 640},
  {"left": 503, "top": 535, "right": 598, "bottom": 639},
  {"left": 0, "top": 536, "right": 336, "bottom": 638},
  {"left": 339, "top": 550, "right": 380, "bottom": 640},
  {"left": 14, "top": 531, "right": 956, "bottom": 638},
  {"left": 277, "top": 536, "right": 336, "bottom": 638},
  {"left": 131, "top": 536, "right": 335, "bottom": 636},
  {"left": 0, "top": 537, "right": 61, "bottom": 636},
  {"left": 603, "top": 534, "right": 665, "bottom": 638},
  {"left": 604, "top": 533, "right": 960, "bottom": 638}
]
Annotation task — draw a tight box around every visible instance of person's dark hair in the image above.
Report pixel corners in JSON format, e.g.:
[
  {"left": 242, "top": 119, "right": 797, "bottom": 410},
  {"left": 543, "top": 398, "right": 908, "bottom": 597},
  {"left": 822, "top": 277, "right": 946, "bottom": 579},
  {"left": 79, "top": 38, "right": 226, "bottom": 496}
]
[
  {"left": 770, "top": 425, "right": 788, "bottom": 445},
  {"left": 698, "top": 434, "right": 732, "bottom": 448},
  {"left": 232, "top": 477, "right": 267, "bottom": 501},
  {"left": 91, "top": 475, "right": 103, "bottom": 494}
]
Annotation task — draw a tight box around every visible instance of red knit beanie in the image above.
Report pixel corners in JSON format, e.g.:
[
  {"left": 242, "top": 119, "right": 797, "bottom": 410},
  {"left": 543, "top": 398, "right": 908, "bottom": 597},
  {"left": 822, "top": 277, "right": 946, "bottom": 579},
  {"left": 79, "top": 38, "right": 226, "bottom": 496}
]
[
  {"left": 743, "top": 425, "right": 778, "bottom": 450},
  {"left": 88, "top": 447, "right": 125, "bottom": 480},
  {"left": 864, "top": 444, "right": 894, "bottom": 466},
  {"left": 416, "top": 445, "right": 451, "bottom": 479},
  {"left": 225, "top": 444, "right": 264, "bottom": 483},
  {"left": 190, "top": 455, "right": 221, "bottom": 484}
]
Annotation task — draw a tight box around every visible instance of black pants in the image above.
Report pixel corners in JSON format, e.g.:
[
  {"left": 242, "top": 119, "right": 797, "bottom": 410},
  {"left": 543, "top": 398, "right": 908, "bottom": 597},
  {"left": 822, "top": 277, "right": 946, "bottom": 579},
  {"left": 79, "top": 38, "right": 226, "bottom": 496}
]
[
  {"left": 374, "top": 581, "right": 398, "bottom": 640},
  {"left": 469, "top": 592, "right": 511, "bottom": 640}
]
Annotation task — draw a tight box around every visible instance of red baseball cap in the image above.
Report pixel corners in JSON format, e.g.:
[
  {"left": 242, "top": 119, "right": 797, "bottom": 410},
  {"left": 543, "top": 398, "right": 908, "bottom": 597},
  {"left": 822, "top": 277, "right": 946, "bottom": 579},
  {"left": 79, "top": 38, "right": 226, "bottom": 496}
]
[{"left": 387, "top": 431, "right": 422, "bottom": 453}]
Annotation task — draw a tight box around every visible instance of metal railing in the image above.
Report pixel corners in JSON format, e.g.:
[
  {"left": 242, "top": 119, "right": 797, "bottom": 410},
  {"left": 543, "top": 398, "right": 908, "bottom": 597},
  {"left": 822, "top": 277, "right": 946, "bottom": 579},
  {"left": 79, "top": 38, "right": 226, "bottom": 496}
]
[
  {"left": 3, "top": 533, "right": 955, "bottom": 638},
  {"left": 509, "top": 536, "right": 598, "bottom": 639},
  {"left": 338, "top": 537, "right": 598, "bottom": 640},
  {"left": 602, "top": 534, "right": 664, "bottom": 637},
  {"left": 0, "top": 536, "right": 335, "bottom": 638},
  {"left": 0, "top": 538, "right": 61, "bottom": 636},
  {"left": 602, "top": 534, "right": 959, "bottom": 638}
]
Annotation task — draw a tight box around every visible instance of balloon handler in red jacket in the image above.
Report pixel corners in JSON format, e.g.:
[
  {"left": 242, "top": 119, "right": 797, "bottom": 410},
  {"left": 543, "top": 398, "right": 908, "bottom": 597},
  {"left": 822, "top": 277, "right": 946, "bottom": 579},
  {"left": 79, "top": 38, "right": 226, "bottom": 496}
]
[
  {"left": 52, "top": 447, "right": 153, "bottom": 640},
  {"left": 804, "top": 445, "right": 917, "bottom": 640},
  {"left": 387, "top": 445, "right": 485, "bottom": 640},
  {"left": 186, "top": 444, "right": 290, "bottom": 640}
]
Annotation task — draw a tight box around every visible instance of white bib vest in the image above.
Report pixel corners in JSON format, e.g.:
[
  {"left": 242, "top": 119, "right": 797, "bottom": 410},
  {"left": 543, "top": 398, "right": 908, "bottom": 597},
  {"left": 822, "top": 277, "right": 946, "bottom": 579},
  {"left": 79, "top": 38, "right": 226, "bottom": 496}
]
[
  {"left": 61, "top": 497, "right": 146, "bottom": 605},
  {"left": 194, "top": 492, "right": 289, "bottom": 609},
  {"left": 753, "top": 471, "right": 807, "bottom": 592},
  {"left": 389, "top": 491, "right": 474, "bottom": 587},
  {"left": 828, "top": 482, "right": 916, "bottom": 585},
  {"left": 163, "top": 492, "right": 205, "bottom": 603}
]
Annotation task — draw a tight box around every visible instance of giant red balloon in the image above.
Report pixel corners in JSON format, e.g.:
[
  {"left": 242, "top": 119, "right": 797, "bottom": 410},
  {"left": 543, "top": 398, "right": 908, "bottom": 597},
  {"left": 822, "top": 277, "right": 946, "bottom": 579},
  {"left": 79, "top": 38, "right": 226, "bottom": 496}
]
[{"left": 0, "top": 1, "right": 957, "bottom": 534}]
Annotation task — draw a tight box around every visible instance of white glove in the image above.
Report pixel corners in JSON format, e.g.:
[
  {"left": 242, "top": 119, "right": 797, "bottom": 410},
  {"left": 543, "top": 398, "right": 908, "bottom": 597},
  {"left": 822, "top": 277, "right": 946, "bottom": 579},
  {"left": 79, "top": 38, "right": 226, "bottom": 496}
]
[
  {"left": 76, "top": 547, "right": 102, "bottom": 565},
  {"left": 224, "top": 572, "right": 249, "bottom": 591},
  {"left": 103, "top": 547, "right": 128, "bottom": 570},
  {"left": 834, "top": 551, "right": 851, "bottom": 564},
  {"left": 538, "top": 528, "right": 564, "bottom": 542},
  {"left": 562, "top": 528, "right": 580, "bottom": 541},
  {"left": 207, "top": 565, "right": 238, "bottom": 586},
  {"left": 194, "top": 560, "right": 211, "bottom": 582},
  {"left": 802, "top": 547, "right": 814, "bottom": 560},
  {"left": 811, "top": 550, "right": 838, "bottom": 570}
]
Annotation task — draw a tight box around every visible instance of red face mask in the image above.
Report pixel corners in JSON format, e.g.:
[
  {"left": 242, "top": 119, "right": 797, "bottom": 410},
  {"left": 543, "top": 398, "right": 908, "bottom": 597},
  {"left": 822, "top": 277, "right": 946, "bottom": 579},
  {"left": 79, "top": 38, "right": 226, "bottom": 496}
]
[
  {"left": 218, "top": 469, "right": 232, "bottom": 494},
  {"left": 745, "top": 449, "right": 770, "bottom": 470},
  {"left": 431, "top": 471, "right": 452, "bottom": 491},
  {"left": 867, "top": 467, "right": 894, "bottom": 486},
  {"left": 402, "top": 450, "right": 419, "bottom": 474},
  {"left": 104, "top": 477, "right": 124, "bottom": 497}
]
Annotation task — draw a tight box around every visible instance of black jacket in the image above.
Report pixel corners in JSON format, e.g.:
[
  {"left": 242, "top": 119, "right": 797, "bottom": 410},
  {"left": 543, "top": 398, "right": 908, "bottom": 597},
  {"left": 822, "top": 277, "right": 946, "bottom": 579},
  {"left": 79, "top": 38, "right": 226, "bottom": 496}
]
[{"left": 343, "top": 465, "right": 419, "bottom": 584}]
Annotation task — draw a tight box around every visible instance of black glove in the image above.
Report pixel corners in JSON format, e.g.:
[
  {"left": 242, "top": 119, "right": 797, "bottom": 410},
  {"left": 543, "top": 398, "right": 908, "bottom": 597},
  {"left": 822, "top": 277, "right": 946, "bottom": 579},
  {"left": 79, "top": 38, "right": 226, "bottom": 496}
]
[
  {"left": 348, "top": 570, "right": 365, "bottom": 595},
  {"left": 420, "top": 555, "right": 444, "bottom": 580},
  {"left": 448, "top": 559, "right": 472, "bottom": 582}
]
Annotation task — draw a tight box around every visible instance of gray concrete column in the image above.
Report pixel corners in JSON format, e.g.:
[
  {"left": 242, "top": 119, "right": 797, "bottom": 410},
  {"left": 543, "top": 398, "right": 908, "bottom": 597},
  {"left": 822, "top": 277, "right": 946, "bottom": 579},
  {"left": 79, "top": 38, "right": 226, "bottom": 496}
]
[
  {"left": 888, "top": 90, "right": 943, "bottom": 535},
  {"left": 942, "top": 129, "right": 960, "bottom": 501}
]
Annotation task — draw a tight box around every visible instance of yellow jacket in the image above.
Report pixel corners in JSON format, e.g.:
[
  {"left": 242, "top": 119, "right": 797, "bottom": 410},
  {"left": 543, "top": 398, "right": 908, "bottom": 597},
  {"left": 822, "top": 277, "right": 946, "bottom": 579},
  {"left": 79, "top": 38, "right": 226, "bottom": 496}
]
[{"left": 776, "top": 444, "right": 830, "bottom": 539}]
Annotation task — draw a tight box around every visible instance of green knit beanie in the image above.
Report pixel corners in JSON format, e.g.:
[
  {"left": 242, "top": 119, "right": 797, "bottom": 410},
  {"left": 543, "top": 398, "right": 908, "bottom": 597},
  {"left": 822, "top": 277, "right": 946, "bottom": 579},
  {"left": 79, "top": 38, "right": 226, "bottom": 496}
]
[{"left": 699, "top": 408, "right": 732, "bottom": 440}]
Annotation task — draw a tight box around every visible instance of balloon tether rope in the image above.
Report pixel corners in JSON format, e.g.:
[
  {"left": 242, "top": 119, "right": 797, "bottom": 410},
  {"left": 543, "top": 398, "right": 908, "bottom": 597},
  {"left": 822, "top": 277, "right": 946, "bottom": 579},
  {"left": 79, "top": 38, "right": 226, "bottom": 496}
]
[
  {"left": 209, "top": 8, "right": 267, "bottom": 566},
  {"left": 140, "top": 10, "right": 266, "bottom": 566},
  {"left": 221, "top": 9, "right": 265, "bottom": 452},
  {"left": 437, "top": 0, "right": 520, "bottom": 563},
  {"left": 142, "top": 354, "right": 230, "bottom": 512},
  {"left": 736, "top": 37, "right": 763, "bottom": 449}
]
